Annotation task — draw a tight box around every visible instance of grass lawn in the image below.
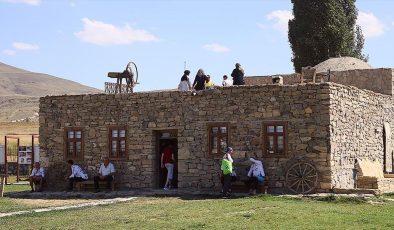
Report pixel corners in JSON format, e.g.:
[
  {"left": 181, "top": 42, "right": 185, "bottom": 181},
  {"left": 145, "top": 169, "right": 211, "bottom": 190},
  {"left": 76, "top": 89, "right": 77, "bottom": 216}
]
[
  {"left": 1, "top": 195, "right": 394, "bottom": 229},
  {"left": 0, "top": 184, "right": 34, "bottom": 212},
  {"left": 3, "top": 183, "right": 31, "bottom": 193}
]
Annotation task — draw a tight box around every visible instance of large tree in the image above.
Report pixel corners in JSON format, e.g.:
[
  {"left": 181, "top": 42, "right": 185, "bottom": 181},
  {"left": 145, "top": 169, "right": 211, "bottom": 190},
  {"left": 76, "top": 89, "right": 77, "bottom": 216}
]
[{"left": 288, "top": 0, "right": 366, "bottom": 72}]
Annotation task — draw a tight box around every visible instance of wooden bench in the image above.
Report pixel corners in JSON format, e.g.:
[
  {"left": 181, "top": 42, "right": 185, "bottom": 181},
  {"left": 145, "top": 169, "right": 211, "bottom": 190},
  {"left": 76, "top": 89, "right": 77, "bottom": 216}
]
[
  {"left": 231, "top": 179, "right": 268, "bottom": 194},
  {"left": 75, "top": 179, "right": 117, "bottom": 192}
]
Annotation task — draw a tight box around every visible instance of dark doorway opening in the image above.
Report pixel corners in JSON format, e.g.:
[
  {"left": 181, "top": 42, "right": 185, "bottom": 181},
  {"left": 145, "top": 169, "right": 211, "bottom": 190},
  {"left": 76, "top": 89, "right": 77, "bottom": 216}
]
[{"left": 156, "top": 131, "right": 178, "bottom": 189}]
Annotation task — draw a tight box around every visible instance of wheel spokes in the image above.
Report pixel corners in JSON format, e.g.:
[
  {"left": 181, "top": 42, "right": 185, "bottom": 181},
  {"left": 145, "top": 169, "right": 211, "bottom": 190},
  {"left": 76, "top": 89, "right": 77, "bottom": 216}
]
[{"left": 286, "top": 161, "right": 318, "bottom": 194}]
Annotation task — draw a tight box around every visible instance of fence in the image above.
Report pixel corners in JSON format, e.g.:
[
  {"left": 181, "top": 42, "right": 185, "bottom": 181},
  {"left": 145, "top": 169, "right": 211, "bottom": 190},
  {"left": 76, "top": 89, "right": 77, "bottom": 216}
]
[
  {"left": 0, "top": 144, "right": 40, "bottom": 180},
  {"left": 104, "top": 82, "right": 129, "bottom": 94}
]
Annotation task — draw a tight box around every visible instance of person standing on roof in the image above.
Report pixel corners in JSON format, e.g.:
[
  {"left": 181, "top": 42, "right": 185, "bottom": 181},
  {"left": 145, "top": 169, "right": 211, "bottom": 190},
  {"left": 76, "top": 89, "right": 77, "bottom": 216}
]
[
  {"left": 231, "top": 63, "right": 245, "bottom": 85},
  {"left": 193, "top": 69, "right": 207, "bottom": 91},
  {"left": 178, "top": 70, "right": 192, "bottom": 91}
]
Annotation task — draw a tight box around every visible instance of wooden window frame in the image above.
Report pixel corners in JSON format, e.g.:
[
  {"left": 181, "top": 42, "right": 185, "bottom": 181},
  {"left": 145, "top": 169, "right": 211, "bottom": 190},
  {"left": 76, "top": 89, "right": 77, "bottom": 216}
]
[
  {"left": 208, "top": 123, "right": 230, "bottom": 156},
  {"left": 108, "top": 126, "right": 128, "bottom": 160},
  {"left": 64, "top": 128, "right": 84, "bottom": 160},
  {"left": 263, "top": 121, "right": 287, "bottom": 156}
]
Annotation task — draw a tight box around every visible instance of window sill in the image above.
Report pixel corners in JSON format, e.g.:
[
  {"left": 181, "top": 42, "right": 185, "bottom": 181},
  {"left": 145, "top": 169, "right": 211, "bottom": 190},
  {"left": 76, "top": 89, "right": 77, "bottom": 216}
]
[
  {"left": 64, "top": 157, "right": 84, "bottom": 160},
  {"left": 109, "top": 157, "right": 129, "bottom": 161},
  {"left": 263, "top": 154, "right": 287, "bottom": 158}
]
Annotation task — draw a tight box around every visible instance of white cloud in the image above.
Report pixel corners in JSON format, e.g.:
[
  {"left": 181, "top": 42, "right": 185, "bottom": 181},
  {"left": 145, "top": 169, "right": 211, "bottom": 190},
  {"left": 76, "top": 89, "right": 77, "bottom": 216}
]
[
  {"left": 74, "top": 18, "right": 159, "bottom": 46},
  {"left": 266, "top": 10, "right": 293, "bottom": 34},
  {"left": 2, "top": 49, "right": 16, "bottom": 56},
  {"left": 203, "top": 43, "right": 230, "bottom": 53},
  {"left": 1, "top": 0, "right": 41, "bottom": 5},
  {"left": 357, "top": 12, "right": 385, "bottom": 38},
  {"left": 12, "top": 42, "right": 39, "bottom": 50}
]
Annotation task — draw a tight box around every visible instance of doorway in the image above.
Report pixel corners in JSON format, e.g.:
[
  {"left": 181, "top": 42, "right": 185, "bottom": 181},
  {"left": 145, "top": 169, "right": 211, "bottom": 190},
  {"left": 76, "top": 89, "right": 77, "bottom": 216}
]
[{"left": 156, "top": 130, "right": 178, "bottom": 188}]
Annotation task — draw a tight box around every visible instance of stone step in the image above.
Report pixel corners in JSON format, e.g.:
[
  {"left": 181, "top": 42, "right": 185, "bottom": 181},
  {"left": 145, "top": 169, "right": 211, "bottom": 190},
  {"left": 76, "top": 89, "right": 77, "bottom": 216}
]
[{"left": 332, "top": 188, "right": 379, "bottom": 195}]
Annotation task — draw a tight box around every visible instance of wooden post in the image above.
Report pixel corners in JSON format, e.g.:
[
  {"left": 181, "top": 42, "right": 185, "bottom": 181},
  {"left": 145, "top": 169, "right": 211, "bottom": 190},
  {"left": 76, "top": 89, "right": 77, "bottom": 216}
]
[
  {"left": 32, "top": 135, "right": 35, "bottom": 164},
  {"left": 17, "top": 138, "right": 20, "bottom": 183},
  {"left": 0, "top": 174, "right": 6, "bottom": 197},
  {"left": 4, "top": 136, "right": 7, "bottom": 185}
]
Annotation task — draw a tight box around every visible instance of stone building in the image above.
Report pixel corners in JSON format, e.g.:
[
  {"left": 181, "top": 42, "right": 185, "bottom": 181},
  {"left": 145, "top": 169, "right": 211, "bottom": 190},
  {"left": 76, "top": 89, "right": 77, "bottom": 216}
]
[{"left": 39, "top": 57, "right": 394, "bottom": 194}]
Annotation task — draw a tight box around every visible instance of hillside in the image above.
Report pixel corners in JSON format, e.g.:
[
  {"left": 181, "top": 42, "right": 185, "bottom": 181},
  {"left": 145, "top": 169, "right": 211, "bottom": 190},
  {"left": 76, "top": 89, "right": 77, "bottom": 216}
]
[
  {"left": 0, "top": 62, "right": 101, "bottom": 96},
  {"left": 0, "top": 62, "right": 103, "bottom": 122}
]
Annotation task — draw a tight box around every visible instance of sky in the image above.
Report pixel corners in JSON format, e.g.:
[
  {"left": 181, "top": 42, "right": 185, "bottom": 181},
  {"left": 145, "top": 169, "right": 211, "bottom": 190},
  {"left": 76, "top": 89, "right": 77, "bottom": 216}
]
[{"left": 0, "top": 0, "right": 393, "bottom": 92}]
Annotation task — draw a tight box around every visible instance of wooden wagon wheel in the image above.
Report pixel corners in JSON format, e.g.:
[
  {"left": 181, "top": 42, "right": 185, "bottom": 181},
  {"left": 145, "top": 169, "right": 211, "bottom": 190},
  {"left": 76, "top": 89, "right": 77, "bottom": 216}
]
[{"left": 285, "top": 162, "right": 318, "bottom": 194}]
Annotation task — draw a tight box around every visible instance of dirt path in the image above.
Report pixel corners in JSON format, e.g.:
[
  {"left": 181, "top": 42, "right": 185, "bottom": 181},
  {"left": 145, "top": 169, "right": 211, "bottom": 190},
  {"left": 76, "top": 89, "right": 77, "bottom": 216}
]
[{"left": 0, "top": 197, "right": 136, "bottom": 218}]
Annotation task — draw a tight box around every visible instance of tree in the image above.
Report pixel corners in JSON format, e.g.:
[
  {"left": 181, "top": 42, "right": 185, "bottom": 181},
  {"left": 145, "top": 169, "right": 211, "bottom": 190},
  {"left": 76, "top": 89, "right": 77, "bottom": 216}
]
[{"left": 288, "top": 0, "right": 367, "bottom": 72}]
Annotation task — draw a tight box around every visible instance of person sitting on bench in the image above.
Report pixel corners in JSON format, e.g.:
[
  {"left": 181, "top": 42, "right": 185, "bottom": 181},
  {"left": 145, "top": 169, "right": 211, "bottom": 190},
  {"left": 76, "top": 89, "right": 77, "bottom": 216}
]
[
  {"left": 67, "top": 160, "right": 88, "bottom": 192},
  {"left": 246, "top": 156, "right": 265, "bottom": 195},
  {"left": 29, "top": 162, "right": 45, "bottom": 192},
  {"left": 94, "top": 157, "right": 116, "bottom": 192}
]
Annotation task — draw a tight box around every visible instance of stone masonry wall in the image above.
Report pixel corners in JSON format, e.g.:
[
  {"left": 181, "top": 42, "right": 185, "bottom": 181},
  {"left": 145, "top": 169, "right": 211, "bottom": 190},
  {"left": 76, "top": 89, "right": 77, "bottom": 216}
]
[
  {"left": 39, "top": 84, "right": 332, "bottom": 192},
  {"left": 245, "top": 74, "right": 300, "bottom": 85},
  {"left": 246, "top": 68, "right": 394, "bottom": 96},
  {"left": 329, "top": 83, "right": 394, "bottom": 189},
  {"left": 328, "top": 68, "right": 393, "bottom": 95}
]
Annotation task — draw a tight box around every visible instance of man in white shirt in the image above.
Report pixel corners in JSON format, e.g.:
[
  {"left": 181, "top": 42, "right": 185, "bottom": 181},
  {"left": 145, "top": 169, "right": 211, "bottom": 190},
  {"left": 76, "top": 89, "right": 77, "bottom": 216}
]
[
  {"left": 29, "top": 162, "right": 45, "bottom": 192},
  {"left": 67, "top": 160, "right": 88, "bottom": 191},
  {"left": 94, "top": 157, "right": 116, "bottom": 192}
]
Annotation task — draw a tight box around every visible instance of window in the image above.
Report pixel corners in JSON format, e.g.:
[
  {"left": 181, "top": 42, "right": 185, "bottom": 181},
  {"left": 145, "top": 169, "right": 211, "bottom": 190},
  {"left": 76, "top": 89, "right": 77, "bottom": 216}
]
[
  {"left": 208, "top": 123, "right": 229, "bottom": 155},
  {"left": 109, "top": 127, "right": 127, "bottom": 159},
  {"left": 264, "top": 122, "right": 286, "bottom": 155},
  {"left": 65, "top": 128, "right": 83, "bottom": 159}
]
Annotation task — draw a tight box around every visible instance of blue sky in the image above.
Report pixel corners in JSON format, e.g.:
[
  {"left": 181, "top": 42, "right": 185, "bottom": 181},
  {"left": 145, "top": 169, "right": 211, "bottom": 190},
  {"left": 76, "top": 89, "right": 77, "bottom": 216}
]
[{"left": 1, "top": 0, "right": 393, "bottom": 92}]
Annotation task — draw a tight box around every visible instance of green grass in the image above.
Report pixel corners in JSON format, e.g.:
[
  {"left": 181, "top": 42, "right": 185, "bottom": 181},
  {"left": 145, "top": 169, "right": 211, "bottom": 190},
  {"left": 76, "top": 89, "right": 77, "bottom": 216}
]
[
  {"left": 0, "top": 184, "right": 32, "bottom": 212},
  {"left": 6, "top": 175, "right": 30, "bottom": 184},
  {"left": 3, "top": 184, "right": 31, "bottom": 193},
  {"left": 1, "top": 195, "right": 394, "bottom": 229},
  {"left": 0, "top": 197, "right": 33, "bottom": 213}
]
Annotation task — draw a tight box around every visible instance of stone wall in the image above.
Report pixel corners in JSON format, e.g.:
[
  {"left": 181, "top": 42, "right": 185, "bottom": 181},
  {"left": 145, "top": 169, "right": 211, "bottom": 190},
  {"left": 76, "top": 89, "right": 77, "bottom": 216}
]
[
  {"left": 39, "top": 84, "right": 332, "bottom": 192},
  {"left": 328, "top": 68, "right": 393, "bottom": 95},
  {"left": 245, "top": 74, "right": 300, "bottom": 85},
  {"left": 246, "top": 68, "right": 394, "bottom": 95},
  {"left": 329, "top": 83, "right": 394, "bottom": 189}
]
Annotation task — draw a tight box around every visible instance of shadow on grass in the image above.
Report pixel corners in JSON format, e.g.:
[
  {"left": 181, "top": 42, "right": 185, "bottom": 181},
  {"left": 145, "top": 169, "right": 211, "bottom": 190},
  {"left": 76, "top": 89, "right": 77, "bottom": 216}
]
[
  {"left": 383, "top": 192, "right": 394, "bottom": 197},
  {"left": 313, "top": 194, "right": 367, "bottom": 204},
  {"left": 143, "top": 192, "right": 256, "bottom": 201},
  {"left": 5, "top": 189, "right": 269, "bottom": 201}
]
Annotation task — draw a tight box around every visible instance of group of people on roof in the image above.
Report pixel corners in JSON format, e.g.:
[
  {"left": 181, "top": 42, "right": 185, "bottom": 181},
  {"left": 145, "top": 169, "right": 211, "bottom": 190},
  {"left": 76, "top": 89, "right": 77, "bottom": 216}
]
[{"left": 178, "top": 63, "right": 245, "bottom": 92}]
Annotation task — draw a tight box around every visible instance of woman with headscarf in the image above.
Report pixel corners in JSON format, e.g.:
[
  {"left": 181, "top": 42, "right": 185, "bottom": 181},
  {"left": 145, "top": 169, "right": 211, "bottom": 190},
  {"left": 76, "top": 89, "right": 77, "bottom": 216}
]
[
  {"left": 178, "top": 70, "right": 192, "bottom": 91},
  {"left": 231, "top": 63, "right": 245, "bottom": 85},
  {"left": 246, "top": 157, "right": 265, "bottom": 195},
  {"left": 192, "top": 68, "right": 207, "bottom": 91}
]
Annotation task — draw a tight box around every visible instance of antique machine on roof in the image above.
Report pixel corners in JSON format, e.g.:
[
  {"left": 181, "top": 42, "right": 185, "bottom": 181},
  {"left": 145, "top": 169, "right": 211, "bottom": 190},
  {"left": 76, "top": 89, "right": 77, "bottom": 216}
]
[{"left": 105, "top": 61, "right": 139, "bottom": 94}]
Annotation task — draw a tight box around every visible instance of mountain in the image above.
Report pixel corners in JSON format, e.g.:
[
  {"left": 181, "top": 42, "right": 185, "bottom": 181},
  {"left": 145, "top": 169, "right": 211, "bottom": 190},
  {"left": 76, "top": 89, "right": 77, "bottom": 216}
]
[
  {"left": 0, "top": 62, "right": 101, "bottom": 96},
  {"left": 0, "top": 62, "right": 103, "bottom": 122}
]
